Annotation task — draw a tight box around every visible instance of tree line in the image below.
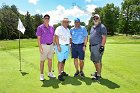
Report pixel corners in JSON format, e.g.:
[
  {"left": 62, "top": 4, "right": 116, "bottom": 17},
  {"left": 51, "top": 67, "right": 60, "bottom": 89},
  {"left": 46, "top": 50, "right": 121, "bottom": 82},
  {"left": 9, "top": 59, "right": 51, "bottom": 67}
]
[
  {"left": 0, "top": 0, "right": 139, "bottom": 40},
  {"left": 87, "top": 0, "right": 140, "bottom": 36}
]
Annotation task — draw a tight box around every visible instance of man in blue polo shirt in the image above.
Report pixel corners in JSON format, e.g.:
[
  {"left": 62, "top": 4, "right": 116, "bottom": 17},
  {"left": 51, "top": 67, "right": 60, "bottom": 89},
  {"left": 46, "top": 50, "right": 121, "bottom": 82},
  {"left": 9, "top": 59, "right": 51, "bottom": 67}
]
[{"left": 70, "top": 18, "right": 88, "bottom": 77}]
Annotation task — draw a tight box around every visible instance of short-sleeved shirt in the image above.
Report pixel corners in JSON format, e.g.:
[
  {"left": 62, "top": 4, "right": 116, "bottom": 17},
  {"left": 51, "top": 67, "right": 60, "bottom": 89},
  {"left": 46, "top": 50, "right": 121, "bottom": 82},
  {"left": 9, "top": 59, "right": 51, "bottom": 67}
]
[
  {"left": 36, "top": 24, "right": 54, "bottom": 44},
  {"left": 55, "top": 26, "right": 71, "bottom": 45},
  {"left": 89, "top": 23, "right": 107, "bottom": 45},
  {"left": 70, "top": 26, "right": 88, "bottom": 44}
]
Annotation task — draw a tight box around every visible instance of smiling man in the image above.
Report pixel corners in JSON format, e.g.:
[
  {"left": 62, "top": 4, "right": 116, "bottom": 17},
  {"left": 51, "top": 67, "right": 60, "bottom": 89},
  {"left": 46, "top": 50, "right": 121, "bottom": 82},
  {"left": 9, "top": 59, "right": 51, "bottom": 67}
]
[
  {"left": 36, "top": 14, "right": 56, "bottom": 81},
  {"left": 55, "top": 18, "right": 71, "bottom": 81},
  {"left": 89, "top": 14, "right": 107, "bottom": 80},
  {"left": 70, "top": 18, "right": 88, "bottom": 78}
]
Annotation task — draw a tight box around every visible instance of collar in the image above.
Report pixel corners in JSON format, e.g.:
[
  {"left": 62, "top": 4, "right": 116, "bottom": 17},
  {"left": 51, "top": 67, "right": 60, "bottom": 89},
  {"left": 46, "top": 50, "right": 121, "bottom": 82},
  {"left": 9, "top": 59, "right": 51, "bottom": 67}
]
[
  {"left": 43, "top": 24, "right": 50, "bottom": 28},
  {"left": 62, "top": 25, "right": 68, "bottom": 30},
  {"left": 93, "top": 23, "right": 101, "bottom": 29},
  {"left": 74, "top": 26, "right": 81, "bottom": 30}
]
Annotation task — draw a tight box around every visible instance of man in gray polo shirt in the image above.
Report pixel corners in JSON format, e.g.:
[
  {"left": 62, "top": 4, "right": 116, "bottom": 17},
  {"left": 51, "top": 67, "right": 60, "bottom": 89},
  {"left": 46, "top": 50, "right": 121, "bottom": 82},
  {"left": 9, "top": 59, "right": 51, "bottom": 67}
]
[{"left": 89, "top": 14, "right": 107, "bottom": 80}]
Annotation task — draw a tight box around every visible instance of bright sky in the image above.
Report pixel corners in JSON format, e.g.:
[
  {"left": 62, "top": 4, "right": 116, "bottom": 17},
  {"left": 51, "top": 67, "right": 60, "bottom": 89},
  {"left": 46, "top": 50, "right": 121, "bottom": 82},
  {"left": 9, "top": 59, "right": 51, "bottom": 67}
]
[{"left": 0, "top": 0, "right": 123, "bottom": 25}]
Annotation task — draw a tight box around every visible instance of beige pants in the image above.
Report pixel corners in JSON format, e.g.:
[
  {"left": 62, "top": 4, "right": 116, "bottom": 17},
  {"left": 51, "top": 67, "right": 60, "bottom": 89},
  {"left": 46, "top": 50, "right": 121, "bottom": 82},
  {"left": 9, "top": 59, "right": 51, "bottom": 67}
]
[{"left": 40, "top": 44, "right": 54, "bottom": 61}]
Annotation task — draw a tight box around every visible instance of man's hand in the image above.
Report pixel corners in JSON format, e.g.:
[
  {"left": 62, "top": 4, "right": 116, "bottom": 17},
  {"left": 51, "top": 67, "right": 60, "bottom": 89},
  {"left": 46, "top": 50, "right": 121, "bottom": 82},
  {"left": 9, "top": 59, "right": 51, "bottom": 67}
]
[
  {"left": 53, "top": 47, "right": 55, "bottom": 54},
  {"left": 69, "top": 44, "right": 72, "bottom": 51},
  {"left": 40, "top": 46, "right": 44, "bottom": 54},
  {"left": 83, "top": 45, "right": 86, "bottom": 52},
  {"left": 58, "top": 46, "right": 61, "bottom": 52},
  {"left": 99, "top": 46, "right": 104, "bottom": 54}
]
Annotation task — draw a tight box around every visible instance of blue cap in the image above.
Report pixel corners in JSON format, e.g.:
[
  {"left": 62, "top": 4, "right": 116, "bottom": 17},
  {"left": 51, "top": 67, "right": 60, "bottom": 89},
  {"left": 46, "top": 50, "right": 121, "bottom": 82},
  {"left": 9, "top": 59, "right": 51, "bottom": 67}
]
[{"left": 74, "top": 18, "right": 80, "bottom": 22}]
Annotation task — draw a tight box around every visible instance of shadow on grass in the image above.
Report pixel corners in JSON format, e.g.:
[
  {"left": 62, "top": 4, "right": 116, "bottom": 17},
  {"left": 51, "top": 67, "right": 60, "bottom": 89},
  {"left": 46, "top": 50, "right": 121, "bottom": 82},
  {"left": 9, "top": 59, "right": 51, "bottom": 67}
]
[
  {"left": 99, "top": 78, "right": 120, "bottom": 89},
  {"left": 20, "top": 71, "right": 29, "bottom": 76},
  {"left": 41, "top": 78, "right": 61, "bottom": 89},
  {"left": 41, "top": 76, "right": 83, "bottom": 88},
  {"left": 76, "top": 76, "right": 95, "bottom": 85},
  {"left": 61, "top": 76, "right": 82, "bottom": 86},
  {"left": 41, "top": 76, "right": 120, "bottom": 89}
]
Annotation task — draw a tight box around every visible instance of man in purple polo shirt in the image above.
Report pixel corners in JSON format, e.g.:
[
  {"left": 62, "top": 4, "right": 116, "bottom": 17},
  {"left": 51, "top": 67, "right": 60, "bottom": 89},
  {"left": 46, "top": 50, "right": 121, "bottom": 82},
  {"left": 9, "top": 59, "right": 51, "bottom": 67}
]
[{"left": 36, "top": 14, "right": 56, "bottom": 81}]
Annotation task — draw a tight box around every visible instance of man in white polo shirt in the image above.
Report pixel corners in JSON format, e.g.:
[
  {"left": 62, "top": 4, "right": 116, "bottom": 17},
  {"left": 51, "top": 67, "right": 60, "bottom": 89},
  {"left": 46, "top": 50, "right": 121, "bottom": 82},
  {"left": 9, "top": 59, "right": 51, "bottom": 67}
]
[{"left": 55, "top": 18, "right": 71, "bottom": 81}]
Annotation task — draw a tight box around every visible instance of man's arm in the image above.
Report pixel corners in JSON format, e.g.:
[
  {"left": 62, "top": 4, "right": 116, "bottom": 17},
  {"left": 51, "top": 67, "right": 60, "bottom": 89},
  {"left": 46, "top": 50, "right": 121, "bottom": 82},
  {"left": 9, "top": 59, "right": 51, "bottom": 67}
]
[
  {"left": 53, "top": 36, "right": 55, "bottom": 45},
  {"left": 55, "top": 35, "right": 61, "bottom": 52},
  {"left": 101, "top": 35, "right": 106, "bottom": 46},
  {"left": 70, "top": 38, "right": 72, "bottom": 44},
  {"left": 83, "top": 27, "right": 88, "bottom": 51},
  {"left": 99, "top": 35, "right": 106, "bottom": 54},
  {"left": 37, "top": 36, "right": 43, "bottom": 54},
  {"left": 83, "top": 36, "right": 88, "bottom": 51},
  {"left": 84, "top": 36, "right": 88, "bottom": 46},
  {"left": 83, "top": 27, "right": 88, "bottom": 47}
]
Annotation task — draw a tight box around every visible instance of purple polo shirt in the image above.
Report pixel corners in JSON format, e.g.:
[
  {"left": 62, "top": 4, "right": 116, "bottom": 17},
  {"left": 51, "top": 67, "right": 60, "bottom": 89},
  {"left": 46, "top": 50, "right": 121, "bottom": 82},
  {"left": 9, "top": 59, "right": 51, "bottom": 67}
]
[{"left": 36, "top": 24, "right": 54, "bottom": 44}]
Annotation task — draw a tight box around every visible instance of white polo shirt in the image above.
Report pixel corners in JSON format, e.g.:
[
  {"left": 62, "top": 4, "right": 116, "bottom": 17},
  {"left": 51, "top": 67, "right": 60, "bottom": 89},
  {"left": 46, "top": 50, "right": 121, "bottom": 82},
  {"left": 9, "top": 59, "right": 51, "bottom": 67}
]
[{"left": 55, "top": 26, "right": 71, "bottom": 45}]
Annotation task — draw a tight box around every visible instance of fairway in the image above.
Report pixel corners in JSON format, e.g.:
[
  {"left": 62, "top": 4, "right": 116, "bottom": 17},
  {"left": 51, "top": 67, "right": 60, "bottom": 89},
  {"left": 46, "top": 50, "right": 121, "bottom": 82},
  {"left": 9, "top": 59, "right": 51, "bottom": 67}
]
[{"left": 0, "top": 36, "right": 140, "bottom": 93}]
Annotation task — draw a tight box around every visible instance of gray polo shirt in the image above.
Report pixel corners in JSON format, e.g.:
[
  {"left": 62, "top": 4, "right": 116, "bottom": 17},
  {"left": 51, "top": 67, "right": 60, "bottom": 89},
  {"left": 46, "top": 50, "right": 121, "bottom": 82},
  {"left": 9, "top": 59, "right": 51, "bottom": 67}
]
[{"left": 89, "top": 23, "right": 107, "bottom": 45}]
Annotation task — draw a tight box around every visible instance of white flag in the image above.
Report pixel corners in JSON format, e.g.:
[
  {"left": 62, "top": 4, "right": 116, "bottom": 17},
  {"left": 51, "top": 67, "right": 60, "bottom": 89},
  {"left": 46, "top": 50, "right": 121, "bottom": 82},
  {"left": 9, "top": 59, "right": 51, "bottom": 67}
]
[{"left": 17, "top": 18, "right": 25, "bottom": 34}]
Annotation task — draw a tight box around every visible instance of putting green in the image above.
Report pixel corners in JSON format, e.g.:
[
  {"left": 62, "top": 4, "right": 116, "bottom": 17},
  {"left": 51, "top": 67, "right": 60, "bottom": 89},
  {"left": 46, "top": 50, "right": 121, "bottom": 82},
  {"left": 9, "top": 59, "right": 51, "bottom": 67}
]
[{"left": 0, "top": 36, "right": 140, "bottom": 93}]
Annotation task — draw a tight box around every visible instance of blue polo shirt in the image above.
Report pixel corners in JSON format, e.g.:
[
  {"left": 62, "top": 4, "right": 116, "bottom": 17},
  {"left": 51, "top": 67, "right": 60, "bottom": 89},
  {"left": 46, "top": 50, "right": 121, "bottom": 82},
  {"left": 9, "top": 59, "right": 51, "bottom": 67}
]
[{"left": 70, "top": 26, "right": 88, "bottom": 44}]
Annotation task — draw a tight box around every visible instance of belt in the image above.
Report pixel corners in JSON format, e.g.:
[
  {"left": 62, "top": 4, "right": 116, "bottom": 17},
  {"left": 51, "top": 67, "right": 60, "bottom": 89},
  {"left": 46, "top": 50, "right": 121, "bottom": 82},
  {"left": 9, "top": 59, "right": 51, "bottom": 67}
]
[
  {"left": 60, "top": 44, "right": 69, "bottom": 46},
  {"left": 72, "top": 43, "right": 84, "bottom": 45},
  {"left": 64, "top": 44, "right": 69, "bottom": 46},
  {"left": 90, "top": 44, "right": 98, "bottom": 46},
  {"left": 46, "top": 42, "right": 53, "bottom": 45}
]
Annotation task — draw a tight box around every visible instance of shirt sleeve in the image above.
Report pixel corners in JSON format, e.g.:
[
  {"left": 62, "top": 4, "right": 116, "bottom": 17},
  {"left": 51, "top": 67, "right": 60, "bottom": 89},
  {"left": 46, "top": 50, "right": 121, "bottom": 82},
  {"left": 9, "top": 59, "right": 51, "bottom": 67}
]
[
  {"left": 101, "top": 26, "right": 107, "bottom": 36},
  {"left": 69, "top": 30, "right": 72, "bottom": 38},
  {"left": 90, "top": 26, "right": 94, "bottom": 33},
  {"left": 55, "top": 26, "right": 60, "bottom": 36},
  {"left": 70, "top": 29, "right": 72, "bottom": 35},
  {"left": 36, "top": 26, "right": 42, "bottom": 36},
  {"left": 83, "top": 27, "right": 88, "bottom": 37}
]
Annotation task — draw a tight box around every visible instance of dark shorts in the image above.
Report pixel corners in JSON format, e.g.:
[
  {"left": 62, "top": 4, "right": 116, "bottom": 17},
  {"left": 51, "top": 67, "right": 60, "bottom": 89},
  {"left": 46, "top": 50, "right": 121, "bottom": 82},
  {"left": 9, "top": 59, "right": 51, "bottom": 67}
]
[
  {"left": 71, "top": 43, "right": 85, "bottom": 60},
  {"left": 90, "top": 44, "right": 103, "bottom": 63}
]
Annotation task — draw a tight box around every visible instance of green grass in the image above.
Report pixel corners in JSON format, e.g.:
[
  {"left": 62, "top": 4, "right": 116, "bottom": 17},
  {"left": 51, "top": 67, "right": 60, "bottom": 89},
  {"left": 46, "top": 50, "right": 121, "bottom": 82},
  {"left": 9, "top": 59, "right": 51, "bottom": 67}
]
[
  {"left": 0, "top": 36, "right": 140, "bottom": 93},
  {"left": 0, "top": 39, "right": 37, "bottom": 50}
]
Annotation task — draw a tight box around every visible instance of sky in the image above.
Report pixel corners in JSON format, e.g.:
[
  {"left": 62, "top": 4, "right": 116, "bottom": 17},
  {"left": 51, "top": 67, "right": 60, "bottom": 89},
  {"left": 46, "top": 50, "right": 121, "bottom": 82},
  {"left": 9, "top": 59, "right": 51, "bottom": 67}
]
[{"left": 0, "top": 0, "right": 123, "bottom": 25}]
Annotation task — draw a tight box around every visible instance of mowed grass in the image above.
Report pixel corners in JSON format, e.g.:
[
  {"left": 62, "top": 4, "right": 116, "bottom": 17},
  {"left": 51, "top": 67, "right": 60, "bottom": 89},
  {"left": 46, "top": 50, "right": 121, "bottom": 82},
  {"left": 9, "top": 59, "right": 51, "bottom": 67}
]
[{"left": 0, "top": 36, "right": 140, "bottom": 93}]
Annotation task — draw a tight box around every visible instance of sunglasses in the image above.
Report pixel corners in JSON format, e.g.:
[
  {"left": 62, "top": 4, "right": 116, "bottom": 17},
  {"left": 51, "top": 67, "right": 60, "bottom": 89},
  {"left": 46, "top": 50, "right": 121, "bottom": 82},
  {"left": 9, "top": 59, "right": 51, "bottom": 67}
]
[
  {"left": 63, "top": 21, "right": 69, "bottom": 23},
  {"left": 93, "top": 17, "right": 99, "bottom": 20},
  {"left": 44, "top": 18, "right": 50, "bottom": 20}
]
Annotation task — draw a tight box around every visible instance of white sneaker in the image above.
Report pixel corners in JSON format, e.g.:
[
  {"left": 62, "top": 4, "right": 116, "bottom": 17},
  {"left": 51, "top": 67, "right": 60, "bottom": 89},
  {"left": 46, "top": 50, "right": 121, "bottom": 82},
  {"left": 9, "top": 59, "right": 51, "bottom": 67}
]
[
  {"left": 48, "top": 72, "right": 56, "bottom": 78},
  {"left": 40, "top": 74, "right": 44, "bottom": 81}
]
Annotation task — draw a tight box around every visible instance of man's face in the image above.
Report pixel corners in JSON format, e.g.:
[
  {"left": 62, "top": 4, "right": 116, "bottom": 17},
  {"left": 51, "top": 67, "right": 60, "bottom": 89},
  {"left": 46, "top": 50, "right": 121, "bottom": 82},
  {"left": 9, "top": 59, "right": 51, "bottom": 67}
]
[
  {"left": 74, "top": 22, "right": 80, "bottom": 28},
  {"left": 43, "top": 16, "right": 50, "bottom": 24},
  {"left": 62, "top": 19, "right": 69, "bottom": 27},
  {"left": 93, "top": 16, "right": 100, "bottom": 25}
]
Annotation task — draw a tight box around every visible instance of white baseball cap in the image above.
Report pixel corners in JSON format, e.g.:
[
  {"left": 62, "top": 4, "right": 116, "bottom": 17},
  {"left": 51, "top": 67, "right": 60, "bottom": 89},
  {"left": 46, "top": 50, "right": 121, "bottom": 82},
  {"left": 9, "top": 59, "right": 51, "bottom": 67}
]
[{"left": 93, "top": 14, "right": 100, "bottom": 18}]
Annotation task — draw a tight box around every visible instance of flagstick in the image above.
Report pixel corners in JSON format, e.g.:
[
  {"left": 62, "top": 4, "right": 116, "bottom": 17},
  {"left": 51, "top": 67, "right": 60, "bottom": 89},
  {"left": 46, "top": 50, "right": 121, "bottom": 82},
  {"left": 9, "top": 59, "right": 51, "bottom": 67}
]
[
  {"left": 19, "top": 31, "right": 22, "bottom": 71},
  {"left": 17, "top": 18, "right": 25, "bottom": 72}
]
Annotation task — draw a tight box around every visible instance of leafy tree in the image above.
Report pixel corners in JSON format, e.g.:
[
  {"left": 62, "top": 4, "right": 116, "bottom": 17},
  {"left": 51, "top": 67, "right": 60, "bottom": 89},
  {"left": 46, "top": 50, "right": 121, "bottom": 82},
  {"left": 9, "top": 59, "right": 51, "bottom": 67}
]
[
  {"left": 88, "top": 4, "right": 120, "bottom": 36},
  {"left": 80, "top": 22, "right": 86, "bottom": 26},
  {"left": 119, "top": 0, "right": 140, "bottom": 35},
  {"left": 24, "top": 11, "right": 35, "bottom": 38},
  {"left": 53, "top": 23, "right": 61, "bottom": 30},
  {"left": 33, "top": 14, "right": 43, "bottom": 33},
  {"left": 0, "top": 5, "right": 18, "bottom": 40}
]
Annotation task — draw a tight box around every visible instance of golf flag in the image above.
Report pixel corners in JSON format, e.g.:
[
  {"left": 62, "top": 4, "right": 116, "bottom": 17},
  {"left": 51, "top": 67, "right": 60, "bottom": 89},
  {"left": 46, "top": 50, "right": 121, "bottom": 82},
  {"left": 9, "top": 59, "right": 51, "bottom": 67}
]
[
  {"left": 17, "top": 18, "right": 25, "bottom": 71},
  {"left": 17, "top": 18, "right": 25, "bottom": 34}
]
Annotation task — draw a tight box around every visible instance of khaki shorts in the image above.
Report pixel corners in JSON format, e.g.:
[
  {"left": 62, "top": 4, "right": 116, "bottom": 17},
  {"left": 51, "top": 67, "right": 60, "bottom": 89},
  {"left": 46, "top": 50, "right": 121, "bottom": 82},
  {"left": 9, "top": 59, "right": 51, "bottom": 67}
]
[{"left": 40, "top": 44, "right": 54, "bottom": 61}]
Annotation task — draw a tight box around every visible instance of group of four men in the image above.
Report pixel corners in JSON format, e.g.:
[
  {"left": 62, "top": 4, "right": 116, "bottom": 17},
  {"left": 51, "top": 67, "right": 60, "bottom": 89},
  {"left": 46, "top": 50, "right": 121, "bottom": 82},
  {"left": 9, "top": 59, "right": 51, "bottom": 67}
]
[{"left": 36, "top": 14, "right": 107, "bottom": 81}]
